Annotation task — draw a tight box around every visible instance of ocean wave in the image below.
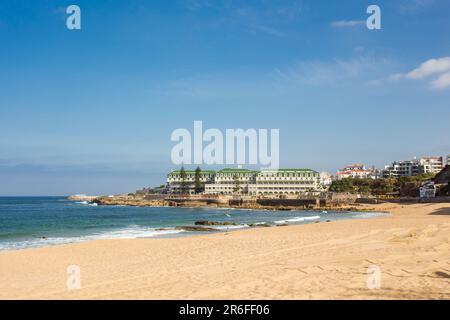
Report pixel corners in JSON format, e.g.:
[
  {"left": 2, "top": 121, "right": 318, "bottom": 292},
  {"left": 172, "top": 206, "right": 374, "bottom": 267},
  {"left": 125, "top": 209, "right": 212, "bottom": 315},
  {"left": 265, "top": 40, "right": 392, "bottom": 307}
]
[
  {"left": 0, "top": 227, "right": 185, "bottom": 251},
  {"left": 352, "top": 211, "right": 389, "bottom": 219},
  {"left": 274, "top": 215, "right": 321, "bottom": 224},
  {"left": 75, "top": 201, "right": 98, "bottom": 206},
  {"left": 210, "top": 224, "right": 249, "bottom": 231}
]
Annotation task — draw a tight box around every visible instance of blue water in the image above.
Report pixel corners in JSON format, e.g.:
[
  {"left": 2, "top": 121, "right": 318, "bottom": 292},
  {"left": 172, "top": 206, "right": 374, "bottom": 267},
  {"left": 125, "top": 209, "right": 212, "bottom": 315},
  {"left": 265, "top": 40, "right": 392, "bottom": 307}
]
[{"left": 0, "top": 197, "right": 386, "bottom": 251}]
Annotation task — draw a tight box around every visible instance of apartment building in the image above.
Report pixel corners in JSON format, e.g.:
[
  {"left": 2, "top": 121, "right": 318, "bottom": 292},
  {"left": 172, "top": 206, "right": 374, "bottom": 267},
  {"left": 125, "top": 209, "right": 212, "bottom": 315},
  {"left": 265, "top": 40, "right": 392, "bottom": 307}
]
[
  {"left": 419, "top": 157, "right": 444, "bottom": 174},
  {"left": 383, "top": 159, "right": 422, "bottom": 177}
]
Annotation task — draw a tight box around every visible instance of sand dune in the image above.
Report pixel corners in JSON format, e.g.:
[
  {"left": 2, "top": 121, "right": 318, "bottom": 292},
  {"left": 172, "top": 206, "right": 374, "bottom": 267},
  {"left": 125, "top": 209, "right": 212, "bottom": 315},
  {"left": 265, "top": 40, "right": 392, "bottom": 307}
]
[{"left": 0, "top": 202, "right": 449, "bottom": 300}]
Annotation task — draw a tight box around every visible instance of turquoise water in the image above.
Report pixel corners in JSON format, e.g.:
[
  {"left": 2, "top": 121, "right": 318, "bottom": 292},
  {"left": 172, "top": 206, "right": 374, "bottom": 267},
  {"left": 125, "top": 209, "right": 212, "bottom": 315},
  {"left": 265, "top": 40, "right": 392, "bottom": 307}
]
[{"left": 0, "top": 197, "right": 385, "bottom": 250}]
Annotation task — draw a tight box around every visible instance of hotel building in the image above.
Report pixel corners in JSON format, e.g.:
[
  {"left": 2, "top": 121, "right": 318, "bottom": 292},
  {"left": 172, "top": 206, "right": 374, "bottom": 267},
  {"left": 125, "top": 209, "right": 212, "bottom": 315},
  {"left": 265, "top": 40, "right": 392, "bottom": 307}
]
[
  {"left": 167, "top": 169, "right": 215, "bottom": 194},
  {"left": 204, "top": 169, "right": 257, "bottom": 195},
  {"left": 167, "top": 168, "right": 320, "bottom": 196},
  {"left": 248, "top": 169, "right": 320, "bottom": 196}
]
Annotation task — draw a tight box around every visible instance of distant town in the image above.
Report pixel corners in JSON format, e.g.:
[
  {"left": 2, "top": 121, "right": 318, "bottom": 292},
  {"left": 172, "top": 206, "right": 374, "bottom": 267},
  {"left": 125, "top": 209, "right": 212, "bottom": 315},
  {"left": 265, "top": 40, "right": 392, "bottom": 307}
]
[{"left": 135, "top": 154, "right": 450, "bottom": 200}]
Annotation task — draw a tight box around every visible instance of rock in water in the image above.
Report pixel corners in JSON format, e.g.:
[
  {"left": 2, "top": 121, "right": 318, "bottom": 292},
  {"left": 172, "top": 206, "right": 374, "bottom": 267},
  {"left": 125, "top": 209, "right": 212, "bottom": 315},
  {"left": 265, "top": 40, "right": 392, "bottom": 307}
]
[
  {"left": 195, "top": 221, "right": 238, "bottom": 226},
  {"left": 175, "top": 226, "right": 217, "bottom": 232}
]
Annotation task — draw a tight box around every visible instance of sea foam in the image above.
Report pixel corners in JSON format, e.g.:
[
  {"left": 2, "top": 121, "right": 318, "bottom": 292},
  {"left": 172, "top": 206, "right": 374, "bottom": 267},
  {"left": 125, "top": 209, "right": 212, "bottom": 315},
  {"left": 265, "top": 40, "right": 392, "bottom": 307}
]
[{"left": 274, "top": 215, "right": 321, "bottom": 224}]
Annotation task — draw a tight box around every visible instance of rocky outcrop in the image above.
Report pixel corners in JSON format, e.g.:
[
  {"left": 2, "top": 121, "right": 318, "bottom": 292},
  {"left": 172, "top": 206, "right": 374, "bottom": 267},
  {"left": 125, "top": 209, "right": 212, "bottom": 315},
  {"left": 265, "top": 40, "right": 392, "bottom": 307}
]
[
  {"left": 92, "top": 197, "right": 169, "bottom": 207},
  {"left": 175, "top": 226, "right": 217, "bottom": 232},
  {"left": 195, "top": 221, "right": 238, "bottom": 226},
  {"left": 248, "top": 223, "right": 272, "bottom": 228},
  {"left": 89, "top": 195, "right": 373, "bottom": 212}
]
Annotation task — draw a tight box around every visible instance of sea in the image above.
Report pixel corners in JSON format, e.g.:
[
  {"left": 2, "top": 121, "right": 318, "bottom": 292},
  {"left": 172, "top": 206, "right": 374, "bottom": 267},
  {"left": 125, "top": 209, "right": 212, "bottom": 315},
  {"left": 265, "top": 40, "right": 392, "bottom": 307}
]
[{"left": 0, "top": 196, "right": 387, "bottom": 251}]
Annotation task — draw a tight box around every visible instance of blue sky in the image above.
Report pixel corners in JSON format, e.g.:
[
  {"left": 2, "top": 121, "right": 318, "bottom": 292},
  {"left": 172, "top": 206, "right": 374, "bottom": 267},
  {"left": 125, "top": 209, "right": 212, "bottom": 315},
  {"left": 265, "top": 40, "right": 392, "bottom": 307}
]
[{"left": 0, "top": 0, "right": 449, "bottom": 195}]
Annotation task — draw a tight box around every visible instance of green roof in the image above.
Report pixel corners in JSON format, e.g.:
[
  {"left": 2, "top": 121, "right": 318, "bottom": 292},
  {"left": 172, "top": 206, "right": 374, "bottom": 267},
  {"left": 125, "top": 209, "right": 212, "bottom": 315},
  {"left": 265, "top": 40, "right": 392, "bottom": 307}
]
[
  {"left": 168, "top": 168, "right": 319, "bottom": 175},
  {"left": 169, "top": 170, "right": 216, "bottom": 175},
  {"left": 277, "top": 169, "right": 317, "bottom": 172},
  {"left": 218, "top": 168, "right": 259, "bottom": 173},
  {"left": 260, "top": 169, "right": 319, "bottom": 174}
]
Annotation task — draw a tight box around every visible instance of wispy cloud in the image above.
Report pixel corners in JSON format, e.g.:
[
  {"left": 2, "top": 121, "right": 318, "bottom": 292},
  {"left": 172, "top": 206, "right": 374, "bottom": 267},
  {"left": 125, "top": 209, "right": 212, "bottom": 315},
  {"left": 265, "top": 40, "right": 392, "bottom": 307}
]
[
  {"left": 250, "top": 24, "right": 288, "bottom": 38},
  {"left": 400, "top": 0, "right": 435, "bottom": 14},
  {"left": 183, "top": 0, "right": 302, "bottom": 38},
  {"left": 157, "top": 56, "right": 393, "bottom": 99},
  {"left": 386, "top": 57, "right": 450, "bottom": 89},
  {"left": 184, "top": 0, "right": 213, "bottom": 12},
  {"left": 274, "top": 57, "right": 390, "bottom": 86},
  {"left": 331, "top": 20, "right": 365, "bottom": 28}
]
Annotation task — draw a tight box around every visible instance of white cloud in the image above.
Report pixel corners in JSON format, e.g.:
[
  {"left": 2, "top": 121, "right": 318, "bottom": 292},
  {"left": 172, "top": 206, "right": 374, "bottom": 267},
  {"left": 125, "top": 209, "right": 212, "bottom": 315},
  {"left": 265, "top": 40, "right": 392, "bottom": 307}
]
[
  {"left": 331, "top": 20, "right": 365, "bottom": 28},
  {"left": 382, "top": 57, "right": 450, "bottom": 90},
  {"left": 431, "top": 72, "right": 450, "bottom": 89},
  {"left": 274, "top": 57, "right": 390, "bottom": 86},
  {"left": 404, "top": 57, "right": 450, "bottom": 79}
]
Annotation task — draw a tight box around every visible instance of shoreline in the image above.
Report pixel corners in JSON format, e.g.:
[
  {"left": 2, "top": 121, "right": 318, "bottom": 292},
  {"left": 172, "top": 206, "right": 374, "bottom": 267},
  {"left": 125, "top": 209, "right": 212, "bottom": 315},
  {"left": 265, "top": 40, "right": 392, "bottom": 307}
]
[
  {"left": 1, "top": 202, "right": 449, "bottom": 299},
  {"left": 0, "top": 206, "right": 387, "bottom": 252}
]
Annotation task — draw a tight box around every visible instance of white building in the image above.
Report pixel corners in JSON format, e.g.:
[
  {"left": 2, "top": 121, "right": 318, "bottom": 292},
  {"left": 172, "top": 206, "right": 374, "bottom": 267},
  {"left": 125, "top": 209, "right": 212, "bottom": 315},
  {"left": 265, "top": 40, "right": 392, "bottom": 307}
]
[
  {"left": 336, "top": 164, "right": 375, "bottom": 180},
  {"left": 320, "top": 172, "right": 333, "bottom": 187},
  {"left": 420, "top": 182, "right": 436, "bottom": 199},
  {"left": 383, "top": 159, "right": 422, "bottom": 177},
  {"left": 419, "top": 157, "right": 444, "bottom": 174},
  {"left": 197, "top": 168, "right": 321, "bottom": 196},
  {"left": 248, "top": 169, "right": 320, "bottom": 196},
  {"left": 204, "top": 169, "right": 257, "bottom": 195},
  {"left": 167, "top": 169, "right": 216, "bottom": 194}
]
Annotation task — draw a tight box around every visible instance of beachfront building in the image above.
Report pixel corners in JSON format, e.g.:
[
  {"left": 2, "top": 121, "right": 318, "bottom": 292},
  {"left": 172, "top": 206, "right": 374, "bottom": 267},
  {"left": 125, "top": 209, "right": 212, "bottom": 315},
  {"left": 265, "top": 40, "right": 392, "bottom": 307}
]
[
  {"left": 204, "top": 169, "right": 258, "bottom": 195},
  {"left": 382, "top": 159, "right": 422, "bottom": 177},
  {"left": 248, "top": 169, "right": 320, "bottom": 196},
  {"left": 419, "top": 156, "right": 444, "bottom": 174},
  {"left": 167, "top": 169, "right": 216, "bottom": 194},
  {"left": 336, "top": 164, "right": 376, "bottom": 180},
  {"left": 168, "top": 168, "right": 322, "bottom": 195},
  {"left": 383, "top": 156, "right": 445, "bottom": 178},
  {"left": 320, "top": 172, "right": 333, "bottom": 187}
]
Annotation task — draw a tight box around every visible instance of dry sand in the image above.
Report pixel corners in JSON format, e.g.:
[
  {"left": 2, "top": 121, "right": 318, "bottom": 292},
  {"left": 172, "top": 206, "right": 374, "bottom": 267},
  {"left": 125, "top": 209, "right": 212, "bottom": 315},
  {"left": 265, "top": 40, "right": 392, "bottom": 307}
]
[{"left": 0, "top": 202, "right": 449, "bottom": 300}]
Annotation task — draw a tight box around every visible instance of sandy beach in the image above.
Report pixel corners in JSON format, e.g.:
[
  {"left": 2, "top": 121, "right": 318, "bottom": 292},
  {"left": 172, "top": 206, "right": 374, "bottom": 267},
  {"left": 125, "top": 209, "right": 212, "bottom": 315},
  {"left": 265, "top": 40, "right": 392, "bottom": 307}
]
[{"left": 0, "top": 202, "right": 449, "bottom": 300}]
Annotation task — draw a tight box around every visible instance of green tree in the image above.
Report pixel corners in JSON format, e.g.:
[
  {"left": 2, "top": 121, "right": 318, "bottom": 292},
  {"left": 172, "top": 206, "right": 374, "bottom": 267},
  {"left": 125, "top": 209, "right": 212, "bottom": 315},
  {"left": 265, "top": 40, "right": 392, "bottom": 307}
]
[
  {"left": 232, "top": 174, "right": 241, "bottom": 194},
  {"left": 329, "top": 178, "right": 354, "bottom": 193},
  {"left": 194, "top": 166, "right": 204, "bottom": 194},
  {"left": 180, "top": 166, "right": 188, "bottom": 194}
]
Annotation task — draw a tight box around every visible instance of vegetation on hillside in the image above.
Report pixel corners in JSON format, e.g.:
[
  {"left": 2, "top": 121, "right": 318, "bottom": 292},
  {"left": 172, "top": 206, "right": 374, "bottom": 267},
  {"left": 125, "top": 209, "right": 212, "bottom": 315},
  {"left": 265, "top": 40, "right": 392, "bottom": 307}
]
[{"left": 329, "top": 174, "right": 436, "bottom": 197}]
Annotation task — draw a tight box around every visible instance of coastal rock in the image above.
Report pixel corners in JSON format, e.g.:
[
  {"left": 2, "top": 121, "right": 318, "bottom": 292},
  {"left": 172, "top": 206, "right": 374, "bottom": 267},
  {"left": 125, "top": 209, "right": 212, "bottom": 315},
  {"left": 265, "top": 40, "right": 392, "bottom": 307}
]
[
  {"left": 195, "top": 221, "right": 238, "bottom": 226},
  {"left": 248, "top": 223, "right": 272, "bottom": 228},
  {"left": 175, "top": 226, "right": 217, "bottom": 232}
]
